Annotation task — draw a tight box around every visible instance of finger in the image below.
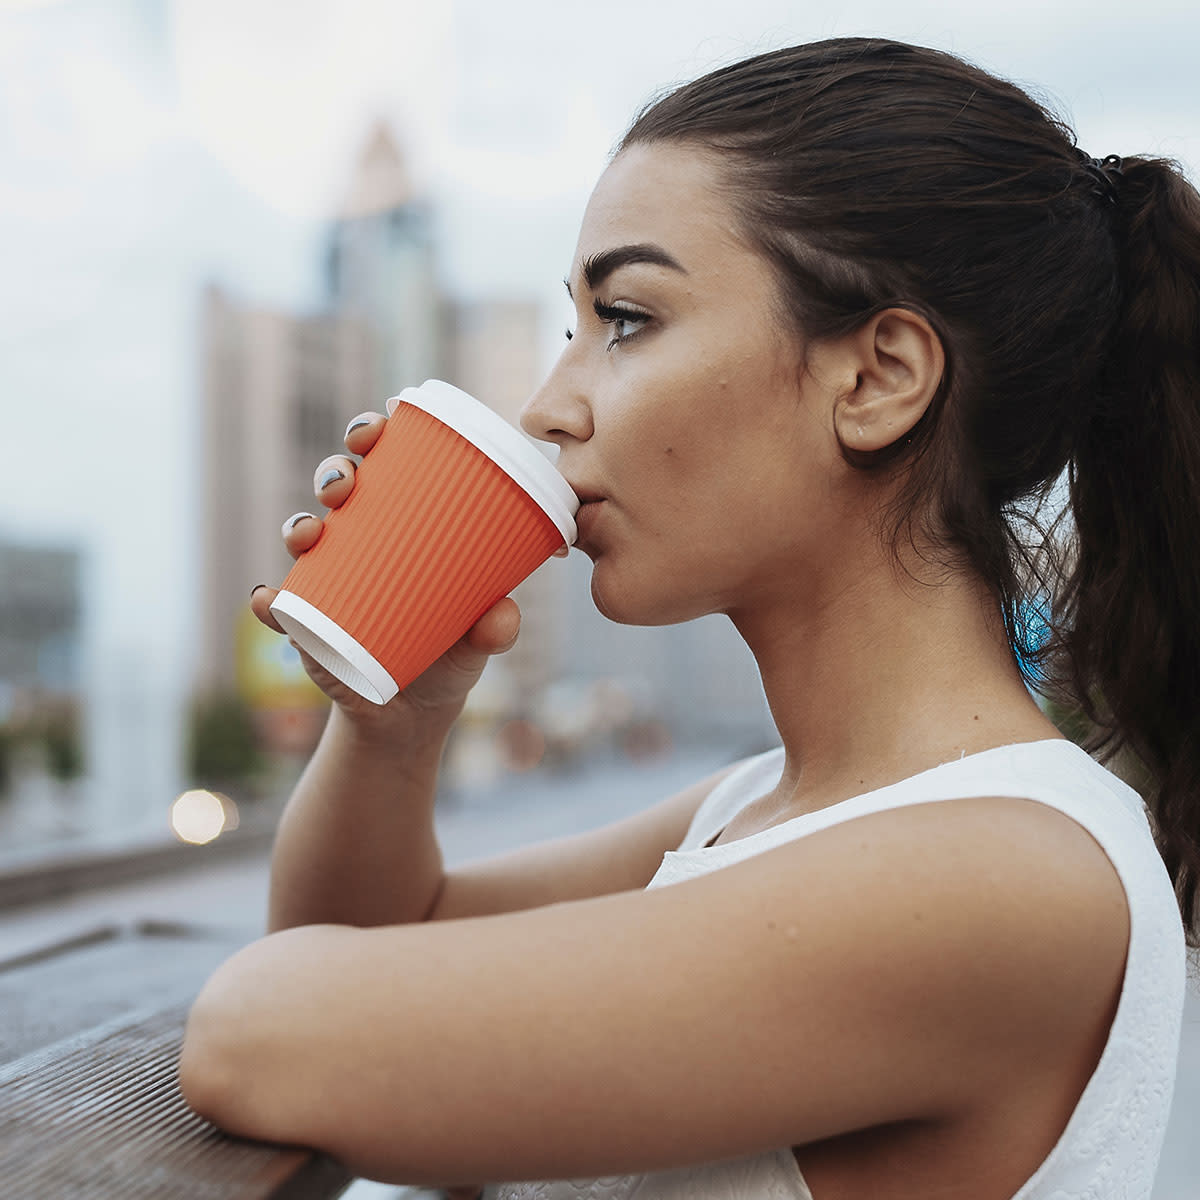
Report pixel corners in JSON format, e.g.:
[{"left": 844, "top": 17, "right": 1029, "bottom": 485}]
[
  {"left": 343, "top": 411, "right": 386, "bottom": 457},
  {"left": 249, "top": 584, "right": 285, "bottom": 634},
  {"left": 282, "top": 511, "right": 323, "bottom": 558},
  {"left": 313, "top": 455, "right": 357, "bottom": 509},
  {"left": 463, "top": 596, "right": 522, "bottom": 655},
  {"left": 433, "top": 598, "right": 521, "bottom": 686}
]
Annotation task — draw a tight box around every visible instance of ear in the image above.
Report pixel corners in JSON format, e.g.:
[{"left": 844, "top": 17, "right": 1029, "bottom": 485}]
[{"left": 830, "top": 308, "right": 945, "bottom": 454}]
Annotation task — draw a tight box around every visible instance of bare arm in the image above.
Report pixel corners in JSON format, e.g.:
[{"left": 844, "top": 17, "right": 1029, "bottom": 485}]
[
  {"left": 425, "top": 763, "right": 732, "bottom": 921},
  {"left": 266, "top": 699, "right": 450, "bottom": 930},
  {"left": 182, "top": 795, "right": 1129, "bottom": 1189},
  {"left": 266, "top": 679, "right": 729, "bottom": 930}
]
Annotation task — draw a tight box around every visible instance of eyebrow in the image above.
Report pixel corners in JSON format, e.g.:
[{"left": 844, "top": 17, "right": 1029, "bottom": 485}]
[{"left": 565, "top": 243, "right": 687, "bottom": 296}]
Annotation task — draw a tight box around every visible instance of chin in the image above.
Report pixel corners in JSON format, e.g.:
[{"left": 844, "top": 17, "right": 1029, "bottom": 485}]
[{"left": 589, "top": 569, "right": 702, "bottom": 628}]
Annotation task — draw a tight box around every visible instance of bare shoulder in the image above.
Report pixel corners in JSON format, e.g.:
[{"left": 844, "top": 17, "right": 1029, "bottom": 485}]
[
  {"left": 801, "top": 792, "right": 1132, "bottom": 1163},
  {"left": 795, "top": 794, "right": 1131, "bottom": 1039}
]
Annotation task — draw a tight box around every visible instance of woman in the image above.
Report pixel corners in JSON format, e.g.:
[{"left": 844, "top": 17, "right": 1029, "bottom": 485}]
[{"left": 181, "top": 38, "right": 1199, "bottom": 1199}]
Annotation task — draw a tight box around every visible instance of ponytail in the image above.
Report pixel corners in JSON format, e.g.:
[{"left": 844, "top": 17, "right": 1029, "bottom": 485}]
[
  {"left": 1055, "top": 157, "right": 1200, "bottom": 940},
  {"left": 620, "top": 39, "right": 1200, "bottom": 938}
]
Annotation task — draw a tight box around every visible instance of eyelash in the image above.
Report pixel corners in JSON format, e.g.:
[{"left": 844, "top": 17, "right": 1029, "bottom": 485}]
[{"left": 565, "top": 301, "right": 650, "bottom": 349}]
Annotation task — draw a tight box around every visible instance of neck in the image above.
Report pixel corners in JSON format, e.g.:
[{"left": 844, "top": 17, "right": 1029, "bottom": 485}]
[{"left": 729, "top": 554, "right": 1058, "bottom": 813}]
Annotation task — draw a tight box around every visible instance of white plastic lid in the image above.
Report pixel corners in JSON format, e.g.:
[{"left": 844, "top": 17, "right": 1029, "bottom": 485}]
[{"left": 390, "top": 380, "right": 578, "bottom": 546}]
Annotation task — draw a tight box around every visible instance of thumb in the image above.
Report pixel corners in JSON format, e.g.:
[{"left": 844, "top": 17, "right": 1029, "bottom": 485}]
[{"left": 463, "top": 596, "right": 521, "bottom": 656}]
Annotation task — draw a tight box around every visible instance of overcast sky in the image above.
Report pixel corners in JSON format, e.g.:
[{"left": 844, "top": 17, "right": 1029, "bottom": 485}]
[
  {"left": 4, "top": 0, "right": 1199, "bottom": 709},
  {"left": 176, "top": 0, "right": 1200, "bottom": 303}
]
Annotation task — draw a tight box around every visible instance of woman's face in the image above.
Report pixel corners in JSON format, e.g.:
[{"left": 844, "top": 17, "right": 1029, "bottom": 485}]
[{"left": 520, "top": 142, "right": 855, "bottom": 627}]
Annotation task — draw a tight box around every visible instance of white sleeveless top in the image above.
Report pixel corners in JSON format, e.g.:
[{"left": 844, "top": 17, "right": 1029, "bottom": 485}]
[{"left": 486, "top": 739, "right": 1186, "bottom": 1200}]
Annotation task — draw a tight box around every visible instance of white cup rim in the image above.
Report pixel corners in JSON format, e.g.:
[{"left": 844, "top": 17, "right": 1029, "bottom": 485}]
[
  {"left": 270, "top": 589, "right": 398, "bottom": 705},
  {"left": 390, "top": 380, "right": 579, "bottom": 546}
]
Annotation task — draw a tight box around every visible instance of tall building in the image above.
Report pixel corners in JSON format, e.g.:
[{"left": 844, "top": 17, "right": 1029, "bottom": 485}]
[
  {"left": 0, "top": 540, "right": 83, "bottom": 712},
  {"left": 325, "top": 123, "right": 442, "bottom": 401},
  {"left": 198, "top": 124, "right": 454, "bottom": 702},
  {"left": 196, "top": 127, "right": 556, "bottom": 734},
  {"left": 443, "top": 299, "right": 570, "bottom": 704},
  {"left": 197, "top": 286, "right": 376, "bottom": 697},
  {"left": 197, "top": 121, "right": 773, "bottom": 764}
]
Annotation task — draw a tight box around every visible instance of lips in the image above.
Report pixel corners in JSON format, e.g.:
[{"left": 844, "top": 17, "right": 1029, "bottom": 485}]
[
  {"left": 568, "top": 484, "right": 606, "bottom": 506},
  {"left": 560, "top": 478, "right": 606, "bottom": 546},
  {"left": 571, "top": 492, "right": 606, "bottom": 546}
]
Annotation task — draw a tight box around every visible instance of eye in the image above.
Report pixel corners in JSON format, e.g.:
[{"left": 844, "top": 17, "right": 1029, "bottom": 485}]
[{"left": 593, "top": 301, "right": 650, "bottom": 349}]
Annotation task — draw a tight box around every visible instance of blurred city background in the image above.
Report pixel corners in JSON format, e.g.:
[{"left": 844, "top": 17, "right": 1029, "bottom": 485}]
[
  {"left": 5, "top": 0, "right": 1198, "bottom": 857},
  {"left": 2, "top": 1, "right": 1198, "bottom": 1195}
]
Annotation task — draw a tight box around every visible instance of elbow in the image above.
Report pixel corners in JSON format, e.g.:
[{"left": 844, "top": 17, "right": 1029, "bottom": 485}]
[
  {"left": 178, "top": 926, "right": 353, "bottom": 1144},
  {"left": 179, "top": 930, "right": 328, "bottom": 1141},
  {"left": 179, "top": 966, "right": 258, "bottom": 1134}
]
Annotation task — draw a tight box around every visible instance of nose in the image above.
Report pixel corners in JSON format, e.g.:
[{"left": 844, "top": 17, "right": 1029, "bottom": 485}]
[{"left": 520, "top": 352, "right": 594, "bottom": 446}]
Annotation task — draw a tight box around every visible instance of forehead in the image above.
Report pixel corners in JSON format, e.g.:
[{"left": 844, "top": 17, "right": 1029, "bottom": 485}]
[{"left": 572, "top": 143, "right": 751, "bottom": 278}]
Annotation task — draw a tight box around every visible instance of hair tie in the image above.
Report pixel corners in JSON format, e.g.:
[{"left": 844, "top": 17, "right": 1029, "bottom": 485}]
[{"left": 1079, "top": 152, "right": 1124, "bottom": 206}]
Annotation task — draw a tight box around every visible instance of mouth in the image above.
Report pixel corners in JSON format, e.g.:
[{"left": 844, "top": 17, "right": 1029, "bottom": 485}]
[
  {"left": 571, "top": 490, "right": 606, "bottom": 547},
  {"left": 569, "top": 484, "right": 606, "bottom": 506}
]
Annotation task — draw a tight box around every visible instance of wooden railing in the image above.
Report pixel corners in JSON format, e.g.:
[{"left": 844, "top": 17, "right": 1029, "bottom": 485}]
[
  {"left": 0, "top": 1002, "right": 353, "bottom": 1199},
  {"left": 0, "top": 913, "right": 352, "bottom": 1199}
]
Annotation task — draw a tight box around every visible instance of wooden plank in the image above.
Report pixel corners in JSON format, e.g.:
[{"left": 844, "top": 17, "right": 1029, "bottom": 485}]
[{"left": 0, "top": 1002, "right": 353, "bottom": 1200}]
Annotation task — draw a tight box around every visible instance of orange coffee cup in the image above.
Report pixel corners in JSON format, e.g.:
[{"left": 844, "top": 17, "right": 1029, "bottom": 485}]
[{"left": 270, "top": 380, "right": 578, "bottom": 704}]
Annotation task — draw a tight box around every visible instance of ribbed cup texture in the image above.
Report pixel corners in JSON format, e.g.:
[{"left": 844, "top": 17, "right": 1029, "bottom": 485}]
[{"left": 280, "top": 405, "right": 565, "bottom": 692}]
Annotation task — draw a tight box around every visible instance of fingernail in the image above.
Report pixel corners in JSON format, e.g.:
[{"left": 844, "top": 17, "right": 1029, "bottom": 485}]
[
  {"left": 250, "top": 583, "right": 268, "bottom": 598},
  {"left": 285, "top": 512, "right": 315, "bottom": 531},
  {"left": 317, "top": 468, "right": 345, "bottom": 491},
  {"left": 345, "top": 415, "right": 372, "bottom": 438}
]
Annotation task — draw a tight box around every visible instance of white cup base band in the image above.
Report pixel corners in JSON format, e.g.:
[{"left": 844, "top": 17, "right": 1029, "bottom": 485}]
[{"left": 269, "top": 589, "right": 399, "bottom": 705}]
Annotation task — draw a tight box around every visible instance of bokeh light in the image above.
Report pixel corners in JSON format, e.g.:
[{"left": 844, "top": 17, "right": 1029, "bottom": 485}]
[{"left": 169, "top": 789, "right": 238, "bottom": 845}]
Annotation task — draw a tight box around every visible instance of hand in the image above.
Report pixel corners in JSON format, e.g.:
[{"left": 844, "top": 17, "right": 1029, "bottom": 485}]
[{"left": 250, "top": 409, "right": 522, "bottom": 737}]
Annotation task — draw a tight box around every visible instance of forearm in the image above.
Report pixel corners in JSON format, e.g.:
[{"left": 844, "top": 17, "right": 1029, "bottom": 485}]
[{"left": 267, "top": 703, "right": 454, "bottom": 931}]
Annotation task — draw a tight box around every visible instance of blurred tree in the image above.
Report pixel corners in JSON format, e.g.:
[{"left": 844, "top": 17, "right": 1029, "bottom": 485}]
[
  {"left": 41, "top": 707, "right": 84, "bottom": 781},
  {"left": 0, "top": 724, "right": 12, "bottom": 795},
  {"left": 188, "top": 691, "right": 262, "bottom": 790}
]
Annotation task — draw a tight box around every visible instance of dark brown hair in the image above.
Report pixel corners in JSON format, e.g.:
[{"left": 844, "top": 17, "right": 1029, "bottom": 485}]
[{"left": 621, "top": 38, "right": 1200, "bottom": 939}]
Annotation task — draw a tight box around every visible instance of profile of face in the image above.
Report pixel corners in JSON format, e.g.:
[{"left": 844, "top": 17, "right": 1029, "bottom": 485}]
[{"left": 520, "top": 143, "right": 933, "bottom": 628}]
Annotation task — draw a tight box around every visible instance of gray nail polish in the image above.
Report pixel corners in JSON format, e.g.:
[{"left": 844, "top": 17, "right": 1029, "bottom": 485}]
[
  {"left": 286, "top": 512, "right": 315, "bottom": 531},
  {"left": 317, "top": 468, "right": 345, "bottom": 491},
  {"left": 250, "top": 583, "right": 268, "bottom": 598},
  {"left": 345, "top": 416, "right": 372, "bottom": 438}
]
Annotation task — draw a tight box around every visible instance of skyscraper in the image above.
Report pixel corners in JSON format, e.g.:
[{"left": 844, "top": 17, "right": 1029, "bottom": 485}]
[
  {"left": 325, "top": 123, "right": 443, "bottom": 401},
  {"left": 196, "top": 125, "right": 556, "bottom": 742}
]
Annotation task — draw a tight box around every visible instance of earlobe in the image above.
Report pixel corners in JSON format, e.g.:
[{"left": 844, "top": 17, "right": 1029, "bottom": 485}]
[{"left": 833, "top": 309, "right": 945, "bottom": 455}]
